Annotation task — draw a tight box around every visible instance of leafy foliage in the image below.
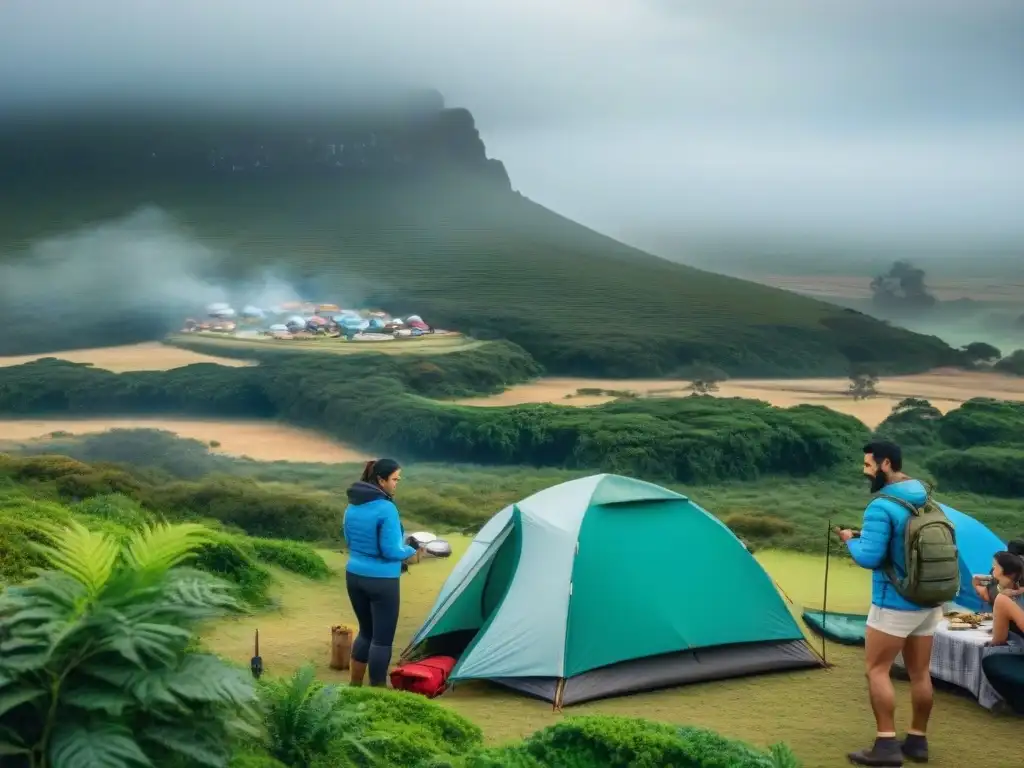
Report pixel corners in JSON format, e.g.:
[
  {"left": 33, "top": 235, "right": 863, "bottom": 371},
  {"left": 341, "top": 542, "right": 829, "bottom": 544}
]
[
  {"left": 0, "top": 521, "right": 260, "bottom": 768},
  {"left": 487, "top": 716, "right": 798, "bottom": 768},
  {"left": 873, "top": 397, "right": 943, "bottom": 447},
  {"left": 926, "top": 447, "right": 1024, "bottom": 498},
  {"left": 0, "top": 351, "right": 871, "bottom": 484},
  {"left": 256, "top": 665, "right": 379, "bottom": 767}
]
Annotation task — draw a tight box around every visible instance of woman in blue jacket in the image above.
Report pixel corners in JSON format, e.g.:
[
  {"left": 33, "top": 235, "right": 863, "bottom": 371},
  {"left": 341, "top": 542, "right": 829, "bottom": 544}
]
[{"left": 343, "top": 458, "right": 417, "bottom": 687}]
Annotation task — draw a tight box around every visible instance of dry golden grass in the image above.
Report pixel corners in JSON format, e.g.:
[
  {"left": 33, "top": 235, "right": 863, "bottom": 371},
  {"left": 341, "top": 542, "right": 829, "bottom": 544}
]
[
  {"left": 0, "top": 342, "right": 254, "bottom": 372},
  {"left": 202, "top": 543, "right": 1019, "bottom": 766},
  {"left": 0, "top": 418, "right": 369, "bottom": 463},
  {"left": 451, "top": 369, "right": 1024, "bottom": 428}
]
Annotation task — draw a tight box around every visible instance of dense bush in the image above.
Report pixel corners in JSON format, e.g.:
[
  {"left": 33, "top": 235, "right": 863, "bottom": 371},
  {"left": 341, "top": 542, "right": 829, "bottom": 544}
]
[
  {"left": 0, "top": 350, "right": 872, "bottom": 483},
  {"left": 0, "top": 485, "right": 73, "bottom": 583},
  {"left": 143, "top": 476, "right": 344, "bottom": 542},
  {"left": 250, "top": 668, "right": 483, "bottom": 767},
  {"left": 873, "top": 397, "right": 944, "bottom": 447},
  {"left": 242, "top": 679, "right": 801, "bottom": 768},
  {"left": 483, "top": 716, "right": 797, "bottom": 768},
  {"left": 937, "top": 398, "right": 1024, "bottom": 448},
  {"left": 0, "top": 467, "right": 329, "bottom": 602},
  {"left": 925, "top": 447, "right": 1024, "bottom": 498},
  {"left": 246, "top": 537, "right": 332, "bottom": 579}
]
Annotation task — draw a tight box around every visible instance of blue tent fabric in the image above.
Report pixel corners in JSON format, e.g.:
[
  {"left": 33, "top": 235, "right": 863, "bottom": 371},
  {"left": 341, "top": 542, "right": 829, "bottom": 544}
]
[{"left": 941, "top": 504, "right": 1006, "bottom": 612}]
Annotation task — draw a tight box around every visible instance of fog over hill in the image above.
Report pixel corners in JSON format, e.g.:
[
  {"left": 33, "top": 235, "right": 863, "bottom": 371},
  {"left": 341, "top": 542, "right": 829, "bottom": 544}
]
[{"left": 2, "top": 0, "right": 1022, "bottom": 253}]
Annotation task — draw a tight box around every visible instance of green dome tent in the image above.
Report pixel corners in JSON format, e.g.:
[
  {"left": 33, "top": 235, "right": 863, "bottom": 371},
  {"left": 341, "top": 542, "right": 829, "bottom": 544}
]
[{"left": 401, "top": 474, "right": 822, "bottom": 706}]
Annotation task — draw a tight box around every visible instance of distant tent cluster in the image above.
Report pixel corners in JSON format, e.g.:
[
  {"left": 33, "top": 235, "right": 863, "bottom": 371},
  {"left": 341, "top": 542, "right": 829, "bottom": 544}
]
[{"left": 181, "top": 301, "right": 438, "bottom": 341}]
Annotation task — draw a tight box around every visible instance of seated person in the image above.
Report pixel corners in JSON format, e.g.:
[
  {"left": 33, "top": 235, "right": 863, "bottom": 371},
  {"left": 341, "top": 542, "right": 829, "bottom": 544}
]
[
  {"left": 972, "top": 538, "right": 1024, "bottom": 606},
  {"left": 985, "top": 551, "right": 1024, "bottom": 646}
]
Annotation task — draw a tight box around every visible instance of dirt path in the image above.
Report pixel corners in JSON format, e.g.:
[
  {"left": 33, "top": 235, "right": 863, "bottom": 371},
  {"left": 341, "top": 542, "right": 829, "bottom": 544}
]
[
  {"left": 0, "top": 342, "right": 254, "bottom": 372},
  {"left": 451, "top": 369, "right": 1024, "bottom": 428},
  {"left": 0, "top": 418, "right": 369, "bottom": 463}
]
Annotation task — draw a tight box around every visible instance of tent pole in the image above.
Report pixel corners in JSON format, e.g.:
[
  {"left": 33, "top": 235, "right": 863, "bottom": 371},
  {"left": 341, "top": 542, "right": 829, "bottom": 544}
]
[
  {"left": 822, "top": 519, "right": 832, "bottom": 667},
  {"left": 553, "top": 678, "right": 566, "bottom": 711}
]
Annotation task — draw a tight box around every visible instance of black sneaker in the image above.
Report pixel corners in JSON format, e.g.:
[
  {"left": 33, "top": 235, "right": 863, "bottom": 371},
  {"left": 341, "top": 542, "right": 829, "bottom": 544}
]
[
  {"left": 900, "top": 734, "right": 928, "bottom": 763},
  {"left": 848, "top": 737, "right": 904, "bottom": 767}
]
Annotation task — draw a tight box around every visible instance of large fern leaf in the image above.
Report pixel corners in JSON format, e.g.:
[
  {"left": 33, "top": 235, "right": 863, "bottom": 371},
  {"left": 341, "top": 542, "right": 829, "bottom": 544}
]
[
  {"left": 49, "top": 722, "right": 152, "bottom": 768},
  {"left": 31, "top": 521, "right": 119, "bottom": 598},
  {"left": 123, "top": 523, "right": 215, "bottom": 577}
]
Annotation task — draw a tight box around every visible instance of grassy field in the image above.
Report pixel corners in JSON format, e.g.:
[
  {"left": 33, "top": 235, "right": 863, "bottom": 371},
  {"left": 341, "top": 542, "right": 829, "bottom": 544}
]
[
  {"left": 166, "top": 332, "right": 484, "bottom": 356},
  {"left": 202, "top": 544, "right": 1019, "bottom": 767},
  {"left": 2, "top": 175, "right": 961, "bottom": 377}
]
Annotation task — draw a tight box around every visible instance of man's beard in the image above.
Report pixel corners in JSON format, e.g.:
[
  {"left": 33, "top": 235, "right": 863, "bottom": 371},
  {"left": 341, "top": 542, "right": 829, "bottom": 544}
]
[{"left": 869, "top": 470, "right": 887, "bottom": 494}]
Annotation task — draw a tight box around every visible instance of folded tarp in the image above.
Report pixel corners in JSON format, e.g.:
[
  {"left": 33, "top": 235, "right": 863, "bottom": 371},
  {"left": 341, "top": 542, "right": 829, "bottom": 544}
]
[{"left": 802, "top": 609, "right": 867, "bottom": 646}]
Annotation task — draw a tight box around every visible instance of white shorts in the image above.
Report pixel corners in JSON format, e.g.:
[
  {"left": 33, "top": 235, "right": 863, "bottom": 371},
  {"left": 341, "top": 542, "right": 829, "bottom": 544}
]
[{"left": 867, "top": 605, "right": 943, "bottom": 639}]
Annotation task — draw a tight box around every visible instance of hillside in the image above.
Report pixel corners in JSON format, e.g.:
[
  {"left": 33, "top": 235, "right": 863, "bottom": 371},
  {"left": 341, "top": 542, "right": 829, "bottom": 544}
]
[{"left": 0, "top": 104, "right": 961, "bottom": 376}]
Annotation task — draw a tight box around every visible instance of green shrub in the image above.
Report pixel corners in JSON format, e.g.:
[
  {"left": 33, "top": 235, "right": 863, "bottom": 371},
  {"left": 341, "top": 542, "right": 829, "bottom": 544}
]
[
  {"left": 248, "top": 537, "right": 331, "bottom": 579},
  {"left": 73, "top": 492, "right": 155, "bottom": 528},
  {"left": 519, "top": 716, "right": 790, "bottom": 768},
  {"left": 336, "top": 686, "right": 483, "bottom": 757},
  {"left": 193, "top": 534, "right": 275, "bottom": 606},
  {"left": 925, "top": 447, "right": 1024, "bottom": 498},
  {"left": 0, "top": 490, "right": 72, "bottom": 582},
  {"left": 257, "top": 664, "right": 379, "bottom": 768},
  {"left": 461, "top": 745, "right": 543, "bottom": 767},
  {"left": 873, "top": 398, "right": 944, "bottom": 447},
  {"left": 937, "top": 398, "right": 1024, "bottom": 448},
  {"left": 145, "top": 476, "right": 342, "bottom": 541},
  {"left": 0, "top": 348, "right": 872, "bottom": 484}
]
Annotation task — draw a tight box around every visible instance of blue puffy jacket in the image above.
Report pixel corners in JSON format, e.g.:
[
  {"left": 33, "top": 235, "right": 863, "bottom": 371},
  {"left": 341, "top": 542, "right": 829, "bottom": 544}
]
[
  {"left": 342, "top": 481, "right": 416, "bottom": 579},
  {"left": 847, "top": 479, "right": 932, "bottom": 611}
]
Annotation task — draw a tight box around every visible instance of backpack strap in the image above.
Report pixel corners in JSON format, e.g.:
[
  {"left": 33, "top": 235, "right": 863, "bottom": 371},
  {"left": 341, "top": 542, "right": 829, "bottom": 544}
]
[{"left": 876, "top": 494, "right": 920, "bottom": 590}]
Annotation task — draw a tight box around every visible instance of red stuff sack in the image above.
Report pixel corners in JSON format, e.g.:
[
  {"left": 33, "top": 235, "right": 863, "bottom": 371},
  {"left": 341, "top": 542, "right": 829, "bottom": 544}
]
[{"left": 389, "top": 656, "right": 457, "bottom": 698}]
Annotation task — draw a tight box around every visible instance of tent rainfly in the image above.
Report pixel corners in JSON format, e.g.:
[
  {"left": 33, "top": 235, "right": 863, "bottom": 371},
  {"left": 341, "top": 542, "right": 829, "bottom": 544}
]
[{"left": 401, "top": 474, "right": 822, "bottom": 706}]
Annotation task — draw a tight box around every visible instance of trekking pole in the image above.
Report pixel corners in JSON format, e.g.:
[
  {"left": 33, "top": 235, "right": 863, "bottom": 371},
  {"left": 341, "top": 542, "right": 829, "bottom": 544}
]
[
  {"left": 822, "top": 519, "right": 832, "bottom": 666},
  {"left": 250, "top": 629, "right": 264, "bottom": 680}
]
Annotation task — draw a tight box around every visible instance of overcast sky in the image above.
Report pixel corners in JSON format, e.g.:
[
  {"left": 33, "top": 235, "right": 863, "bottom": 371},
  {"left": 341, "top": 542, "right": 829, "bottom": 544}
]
[{"left": 2, "top": 0, "right": 1022, "bottom": 250}]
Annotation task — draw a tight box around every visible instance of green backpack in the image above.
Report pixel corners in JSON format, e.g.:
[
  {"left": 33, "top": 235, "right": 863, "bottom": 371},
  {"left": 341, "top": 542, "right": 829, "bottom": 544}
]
[{"left": 879, "top": 493, "right": 960, "bottom": 607}]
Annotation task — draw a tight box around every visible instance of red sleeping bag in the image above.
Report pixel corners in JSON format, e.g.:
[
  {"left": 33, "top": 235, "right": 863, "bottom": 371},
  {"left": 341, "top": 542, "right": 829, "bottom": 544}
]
[{"left": 390, "top": 656, "right": 457, "bottom": 698}]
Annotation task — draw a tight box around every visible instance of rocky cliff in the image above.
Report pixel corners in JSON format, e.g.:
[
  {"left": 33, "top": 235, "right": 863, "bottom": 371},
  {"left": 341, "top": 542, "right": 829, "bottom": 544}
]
[{"left": 0, "top": 91, "right": 511, "bottom": 189}]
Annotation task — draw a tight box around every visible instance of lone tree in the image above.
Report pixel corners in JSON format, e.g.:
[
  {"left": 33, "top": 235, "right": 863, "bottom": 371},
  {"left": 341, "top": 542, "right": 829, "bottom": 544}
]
[
  {"left": 686, "top": 363, "right": 728, "bottom": 396},
  {"left": 870, "top": 260, "right": 936, "bottom": 312},
  {"left": 848, "top": 369, "right": 880, "bottom": 400},
  {"left": 961, "top": 341, "right": 1002, "bottom": 367}
]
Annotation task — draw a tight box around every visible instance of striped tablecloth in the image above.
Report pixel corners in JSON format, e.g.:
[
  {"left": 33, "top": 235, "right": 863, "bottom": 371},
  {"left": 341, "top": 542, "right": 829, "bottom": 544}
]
[{"left": 895, "top": 619, "right": 1005, "bottom": 710}]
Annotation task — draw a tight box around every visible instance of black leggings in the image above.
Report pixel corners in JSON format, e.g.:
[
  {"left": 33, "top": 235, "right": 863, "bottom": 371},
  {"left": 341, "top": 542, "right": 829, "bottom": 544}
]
[{"left": 346, "top": 571, "right": 401, "bottom": 686}]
